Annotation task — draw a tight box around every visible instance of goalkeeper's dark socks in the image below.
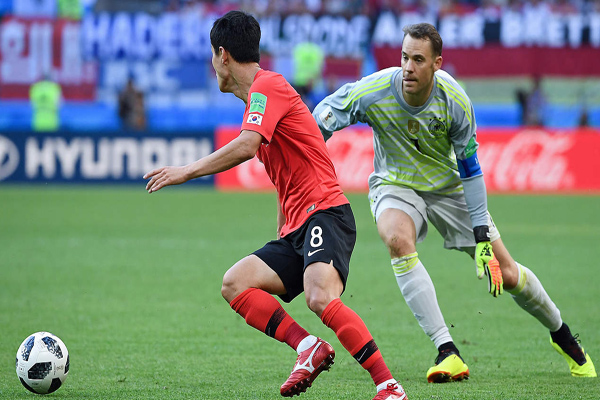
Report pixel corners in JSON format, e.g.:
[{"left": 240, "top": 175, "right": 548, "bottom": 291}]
[
  {"left": 551, "top": 323, "right": 587, "bottom": 365},
  {"left": 438, "top": 341, "right": 459, "bottom": 354}
]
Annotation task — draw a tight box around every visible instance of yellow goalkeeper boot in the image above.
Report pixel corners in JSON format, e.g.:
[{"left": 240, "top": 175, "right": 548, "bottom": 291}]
[
  {"left": 550, "top": 324, "right": 596, "bottom": 377},
  {"left": 426, "top": 348, "right": 469, "bottom": 383}
]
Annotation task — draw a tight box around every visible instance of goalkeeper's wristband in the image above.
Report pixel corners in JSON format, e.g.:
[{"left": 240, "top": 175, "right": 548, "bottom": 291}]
[{"left": 473, "top": 225, "right": 490, "bottom": 243}]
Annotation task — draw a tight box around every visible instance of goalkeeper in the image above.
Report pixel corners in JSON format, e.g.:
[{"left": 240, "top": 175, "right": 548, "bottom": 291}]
[{"left": 313, "top": 22, "right": 596, "bottom": 382}]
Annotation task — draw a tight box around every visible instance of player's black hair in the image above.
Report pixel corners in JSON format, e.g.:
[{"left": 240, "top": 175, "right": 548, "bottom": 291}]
[
  {"left": 210, "top": 11, "right": 261, "bottom": 63},
  {"left": 402, "top": 23, "right": 443, "bottom": 57}
]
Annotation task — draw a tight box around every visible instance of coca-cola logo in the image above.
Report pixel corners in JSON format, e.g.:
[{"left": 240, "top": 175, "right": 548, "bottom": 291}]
[{"left": 478, "top": 130, "right": 575, "bottom": 191}]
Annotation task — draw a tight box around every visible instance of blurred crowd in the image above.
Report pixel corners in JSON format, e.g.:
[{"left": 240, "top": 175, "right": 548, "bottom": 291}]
[
  {"left": 3, "top": 0, "right": 599, "bottom": 19},
  {"left": 2, "top": 0, "right": 597, "bottom": 131},
  {"left": 160, "top": 0, "right": 600, "bottom": 17}
]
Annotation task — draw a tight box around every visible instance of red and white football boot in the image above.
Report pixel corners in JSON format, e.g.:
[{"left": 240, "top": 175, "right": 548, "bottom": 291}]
[{"left": 280, "top": 338, "right": 335, "bottom": 397}]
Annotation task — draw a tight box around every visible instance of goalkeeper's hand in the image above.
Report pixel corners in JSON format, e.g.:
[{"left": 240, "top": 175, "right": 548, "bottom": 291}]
[{"left": 474, "top": 225, "right": 503, "bottom": 297}]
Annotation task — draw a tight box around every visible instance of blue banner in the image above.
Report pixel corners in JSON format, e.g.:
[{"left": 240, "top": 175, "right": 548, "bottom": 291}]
[{"left": 0, "top": 131, "right": 214, "bottom": 184}]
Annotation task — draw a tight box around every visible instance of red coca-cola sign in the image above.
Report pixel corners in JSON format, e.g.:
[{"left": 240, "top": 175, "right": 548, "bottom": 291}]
[
  {"left": 214, "top": 127, "right": 600, "bottom": 194},
  {"left": 477, "top": 129, "right": 600, "bottom": 193}
]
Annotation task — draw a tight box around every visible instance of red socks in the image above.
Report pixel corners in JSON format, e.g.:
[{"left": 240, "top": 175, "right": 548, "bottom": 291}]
[
  {"left": 321, "top": 298, "right": 393, "bottom": 386},
  {"left": 230, "top": 290, "right": 393, "bottom": 386},
  {"left": 229, "top": 288, "right": 308, "bottom": 350}
]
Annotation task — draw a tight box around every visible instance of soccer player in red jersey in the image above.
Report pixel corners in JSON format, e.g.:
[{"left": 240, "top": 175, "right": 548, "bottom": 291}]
[{"left": 144, "top": 10, "right": 407, "bottom": 400}]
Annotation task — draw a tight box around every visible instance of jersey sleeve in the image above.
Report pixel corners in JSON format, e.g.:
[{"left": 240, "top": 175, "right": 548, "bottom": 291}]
[
  {"left": 312, "top": 78, "right": 371, "bottom": 141},
  {"left": 442, "top": 76, "right": 478, "bottom": 161},
  {"left": 442, "top": 76, "right": 485, "bottom": 180},
  {"left": 439, "top": 73, "right": 489, "bottom": 228},
  {"left": 241, "top": 76, "right": 289, "bottom": 143}
]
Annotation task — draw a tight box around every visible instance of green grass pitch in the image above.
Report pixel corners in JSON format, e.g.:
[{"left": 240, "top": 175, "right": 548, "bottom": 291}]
[{"left": 1, "top": 186, "right": 599, "bottom": 399}]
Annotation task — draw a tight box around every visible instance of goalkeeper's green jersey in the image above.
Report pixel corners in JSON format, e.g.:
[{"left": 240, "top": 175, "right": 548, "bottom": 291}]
[{"left": 313, "top": 67, "right": 478, "bottom": 194}]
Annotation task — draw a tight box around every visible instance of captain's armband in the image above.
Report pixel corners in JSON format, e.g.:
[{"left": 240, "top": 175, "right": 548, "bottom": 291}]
[{"left": 457, "top": 152, "right": 482, "bottom": 179}]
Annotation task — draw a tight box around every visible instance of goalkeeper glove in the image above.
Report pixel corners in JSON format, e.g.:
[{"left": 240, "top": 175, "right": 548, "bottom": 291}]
[{"left": 474, "top": 225, "right": 503, "bottom": 297}]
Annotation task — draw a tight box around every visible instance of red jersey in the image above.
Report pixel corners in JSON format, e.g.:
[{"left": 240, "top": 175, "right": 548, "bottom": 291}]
[{"left": 240, "top": 69, "right": 348, "bottom": 237}]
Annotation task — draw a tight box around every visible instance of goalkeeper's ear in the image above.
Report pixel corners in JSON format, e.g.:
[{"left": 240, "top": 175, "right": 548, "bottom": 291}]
[{"left": 433, "top": 55, "right": 442, "bottom": 72}]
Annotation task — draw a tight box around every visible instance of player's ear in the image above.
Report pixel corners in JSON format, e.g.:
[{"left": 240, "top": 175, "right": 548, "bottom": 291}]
[
  {"left": 433, "top": 55, "right": 442, "bottom": 72},
  {"left": 220, "top": 47, "right": 229, "bottom": 65}
]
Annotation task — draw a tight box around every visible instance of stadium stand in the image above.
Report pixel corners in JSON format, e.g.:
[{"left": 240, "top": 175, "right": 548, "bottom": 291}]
[{"left": 0, "top": 0, "right": 599, "bottom": 131}]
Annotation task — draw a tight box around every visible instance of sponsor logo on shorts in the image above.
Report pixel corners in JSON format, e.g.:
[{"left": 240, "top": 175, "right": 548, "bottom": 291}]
[
  {"left": 246, "top": 113, "right": 263, "bottom": 125},
  {"left": 307, "top": 248, "right": 324, "bottom": 257}
]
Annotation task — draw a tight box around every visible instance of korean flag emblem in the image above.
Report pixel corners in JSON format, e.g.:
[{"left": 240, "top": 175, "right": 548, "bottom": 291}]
[{"left": 247, "top": 113, "right": 263, "bottom": 126}]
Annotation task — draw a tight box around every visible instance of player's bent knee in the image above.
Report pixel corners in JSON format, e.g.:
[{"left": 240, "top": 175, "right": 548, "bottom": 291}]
[
  {"left": 221, "top": 268, "right": 247, "bottom": 303},
  {"left": 305, "top": 291, "right": 336, "bottom": 317},
  {"left": 381, "top": 231, "right": 414, "bottom": 257}
]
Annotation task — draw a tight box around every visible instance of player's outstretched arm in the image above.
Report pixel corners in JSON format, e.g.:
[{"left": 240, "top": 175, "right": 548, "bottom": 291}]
[
  {"left": 144, "top": 165, "right": 189, "bottom": 193},
  {"left": 144, "top": 130, "right": 263, "bottom": 193},
  {"left": 459, "top": 158, "right": 503, "bottom": 297}
]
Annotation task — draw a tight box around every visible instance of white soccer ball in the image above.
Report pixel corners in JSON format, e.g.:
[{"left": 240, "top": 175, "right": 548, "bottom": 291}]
[{"left": 15, "top": 332, "right": 70, "bottom": 394}]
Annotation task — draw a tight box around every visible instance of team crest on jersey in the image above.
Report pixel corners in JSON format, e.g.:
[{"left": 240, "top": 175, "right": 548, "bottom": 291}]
[
  {"left": 408, "top": 120, "right": 420, "bottom": 134},
  {"left": 428, "top": 118, "right": 446, "bottom": 137}
]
